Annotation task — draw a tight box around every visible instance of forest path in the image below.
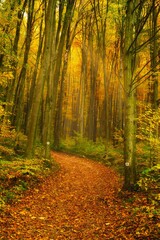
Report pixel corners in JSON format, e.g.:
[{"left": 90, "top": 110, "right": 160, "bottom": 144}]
[{"left": 0, "top": 152, "right": 134, "bottom": 239}]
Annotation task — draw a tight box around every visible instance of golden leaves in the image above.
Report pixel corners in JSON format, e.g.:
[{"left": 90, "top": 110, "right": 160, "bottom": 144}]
[
  {"left": 0, "top": 152, "right": 159, "bottom": 239},
  {"left": 0, "top": 72, "right": 14, "bottom": 87}
]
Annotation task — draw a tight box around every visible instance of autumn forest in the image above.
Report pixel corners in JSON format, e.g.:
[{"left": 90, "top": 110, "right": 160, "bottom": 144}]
[{"left": 0, "top": 0, "right": 160, "bottom": 238}]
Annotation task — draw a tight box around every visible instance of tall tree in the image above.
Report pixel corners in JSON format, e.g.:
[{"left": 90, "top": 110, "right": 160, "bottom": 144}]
[
  {"left": 5, "top": 0, "right": 28, "bottom": 116},
  {"left": 148, "top": 0, "right": 160, "bottom": 165},
  {"left": 79, "top": 17, "right": 88, "bottom": 137},
  {"left": 149, "top": 0, "right": 159, "bottom": 109},
  {"left": 122, "top": 0, "right": 160, "bottom": 189},
  {"left": 26, "top": 0, "right": 57, "bottom": 158},
  {"left": 123, "top": 0, "right": 137, "bottom": 190},
  {"left": 44, "top": 0, "right": 77, "bottom": 156},
  {"left": 14, "top": 0, "right": 35, "bottom": 132}
]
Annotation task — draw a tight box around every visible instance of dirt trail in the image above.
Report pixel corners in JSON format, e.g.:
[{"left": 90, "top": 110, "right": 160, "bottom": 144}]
[{"left": 0, "top": 152, "right": 133, "bottom": 239}]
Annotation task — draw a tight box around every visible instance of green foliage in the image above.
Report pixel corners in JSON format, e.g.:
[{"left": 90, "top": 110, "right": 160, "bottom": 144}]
[
  {"left": 137, "top": 104, "right": 160, "bottom": 167},
  {"left": 0, "top": 115, "right": 59, "bottom": 210},
  {"left": 138, "top": 164, "right": 160, "bottom": 206},
  {"left": 0, "top": 156, "right": 59, "bottom": 210},
  {"left": 60, "top": 133, "right": 106, "bottom": 159},
  {"left": 2, "top": 190, "right": 15, "bottom": 203},
  {"left": 0, "top": 118, "right": 28, "bottom": 160},
  {"left": 60, "top": 134, "right": 123, "bottom": 172},
  {"left": 34, "top": 143, "right": 45, "bottom": 157},
  {"left": 0, "top": 118, "right": 16, "bottom": 158},
  {"left": 43, "top": 159, "right": 53, "bottom": 169},
  {"left": 14, "top": 132, "right": 27, "bottom": 149},
  {"left": 138, "top": 164, "right": 160, "bottom": 191},
  {"left": 14, "top": 180, "right": 28, "bottom": 191},
  {"left": 137, "top": 106, "right": 160, "bottom": 141},
  {"left": 112, "top": 128, "right": 124, "bottom": 146}
]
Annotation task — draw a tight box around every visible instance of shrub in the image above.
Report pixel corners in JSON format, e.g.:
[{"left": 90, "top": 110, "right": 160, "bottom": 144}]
[
  {"left": 138, "top": 164, "right": 160, "bottom": 205},
  {"left": 137, "top": 104, "right": 160, "bottom": 167},
  {"left": 60, "top": 134, "right": 123, "bottom": 172}
]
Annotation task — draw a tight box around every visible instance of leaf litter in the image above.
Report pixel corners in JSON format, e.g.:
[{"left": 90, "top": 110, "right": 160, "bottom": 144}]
[{"left": 0, "top": 151, "right": 159, "bottom": 239}]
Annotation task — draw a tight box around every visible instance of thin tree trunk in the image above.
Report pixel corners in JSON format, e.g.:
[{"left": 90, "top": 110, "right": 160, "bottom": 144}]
[
  {"left": 52, "top": 0, "right": 76, "bottom": 115},
  {"left": 79, "top": 18, "right": 88, "bottom": 137},
  {"left": 26, "top": 16, "right": 44, "bottom": 134},
  {"left": 5, "top": 0, "right": 28, "bottom": 119},
  {"left": 150, "top": 0, "right": 159, "bottom": 109},
  {"left": 14, "top": 0, "right": 35, "bottom": 132},
  {"left": 54, "top": 30, "right": 71, "bottom": 148}
]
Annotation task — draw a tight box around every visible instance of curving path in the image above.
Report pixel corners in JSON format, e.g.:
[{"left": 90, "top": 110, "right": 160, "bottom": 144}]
[{"left": 0, "top": 152, "right": 135, "bottom": 239}]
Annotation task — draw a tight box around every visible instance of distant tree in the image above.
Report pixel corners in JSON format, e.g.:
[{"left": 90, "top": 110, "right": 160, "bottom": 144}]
[{"left": 45, "top": 0, "right": 77, "bottom": 156}]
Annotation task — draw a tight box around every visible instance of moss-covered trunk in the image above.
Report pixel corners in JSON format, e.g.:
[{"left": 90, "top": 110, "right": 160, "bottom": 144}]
[{"left": 123, "top": 0, "right": 137, "bottom": 190}]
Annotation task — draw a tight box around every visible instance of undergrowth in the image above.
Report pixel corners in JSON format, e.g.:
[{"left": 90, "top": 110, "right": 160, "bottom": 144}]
[
  {"left": 59, "top": 135, "right": 160, "bottom": 213},
  {"left": 0, "top": 143, "right": 59, "bottom": 210},
  {"left": 59, "top": 133, "right": 124, "bottom": 172}
]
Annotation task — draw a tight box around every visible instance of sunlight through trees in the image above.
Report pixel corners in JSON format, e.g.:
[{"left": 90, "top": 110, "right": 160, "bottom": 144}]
[{"left": 0, "top": 0, "right": 160, "bottom": 190}]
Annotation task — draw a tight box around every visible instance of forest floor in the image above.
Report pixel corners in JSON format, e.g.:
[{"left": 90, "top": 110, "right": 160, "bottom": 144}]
[{"left": 0, "top": 152, "right": 159, "bottom": 240}]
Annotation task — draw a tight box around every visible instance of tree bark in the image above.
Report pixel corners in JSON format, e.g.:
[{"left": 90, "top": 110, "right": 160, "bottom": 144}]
[
  {"left": 26, "top": 0, "right": 57, "bottom": 158},
  {"left": 79, "top": 18, "right": 88, "bottom": 137},
  {"left": 150, "top": 0, "right": 159, "bottom": 109},
  {"left": 14, "top": 0, "right": 35, "bottom": 132},
  {"left": 123, "top": 0, "right": 137, "bottom": 190}
]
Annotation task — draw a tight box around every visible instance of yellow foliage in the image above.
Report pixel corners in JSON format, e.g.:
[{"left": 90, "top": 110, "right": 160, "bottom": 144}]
[
  {"left": 0, "top": 105, "right": 4, "bottom": 117},
  {"left": 0, "top": 72, "right": 14, "bottom": 87},
  {"left": 0, "top": 120, "right": 15, "bottom": 139},
  {"left": 0, "top": 145, "right": 15, "bottom": 155}
]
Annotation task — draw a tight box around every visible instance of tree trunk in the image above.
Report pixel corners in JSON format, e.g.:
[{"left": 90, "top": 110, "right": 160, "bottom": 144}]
[
  {"left": 150, "top": 0, "right": 159, "bottom": 110},
  {"left": 148, "top": 0, "right": 159, "bottom": 165},
  {"left": 79, "top": 18, "right": 88, "bottom": 137},
  {"left": 54, "top": 30, "right": 71, "bottom": 148},
  {"left": 123, "top": 1, "right": 137, "bottom": 190},
  {"left": 14, "top": 0, "right": 35, "bottom": 133},
  {"left": 26, "top": 16, "right": 44, "bottom": 134},
  {"left": 26, "top": 0, "right": 57, "bottom": 158},
  {"left": 5, "top": 0, "right": 28, "bottom": 118}
]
